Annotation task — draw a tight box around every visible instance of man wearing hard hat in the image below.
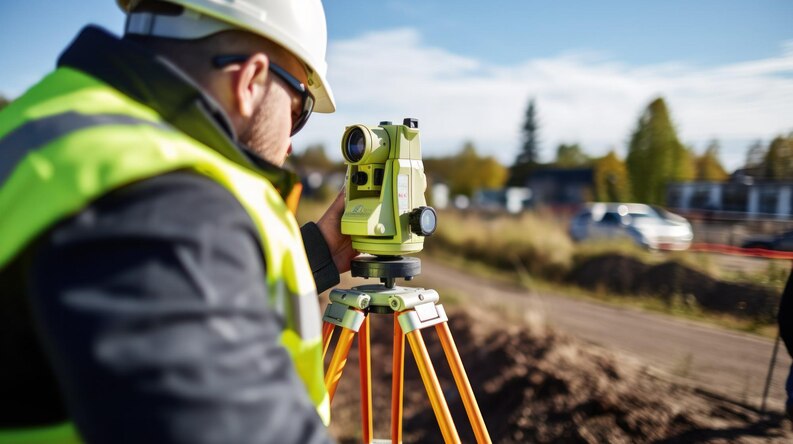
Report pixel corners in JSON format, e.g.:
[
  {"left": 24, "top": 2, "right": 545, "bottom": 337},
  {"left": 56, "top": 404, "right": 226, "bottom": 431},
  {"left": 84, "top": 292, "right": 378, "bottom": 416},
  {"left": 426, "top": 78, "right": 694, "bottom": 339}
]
[{"left": 0, "top": 1, "right": 351, "bottom": 442}]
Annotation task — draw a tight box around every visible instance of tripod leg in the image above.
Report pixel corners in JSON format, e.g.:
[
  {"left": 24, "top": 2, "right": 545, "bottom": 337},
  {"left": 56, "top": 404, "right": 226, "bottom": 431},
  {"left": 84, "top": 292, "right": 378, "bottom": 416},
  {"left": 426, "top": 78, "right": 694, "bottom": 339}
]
[
  {"left": 391, "top": 313, "right": 405, "bottom": 444},
  {"left": 325, "top": 327, "right": 356, "bottom": 404},
  {"left": 358, "top": 316, "right": 373, "bottom": 443},
  {"left": 406, "top": 329, "right": 461, "bottom": 444},
  {"left": 322, "top": 321, "right": 335, "bottom": 360},
  {"left": 436, "top": 322, "right": 491, "bottom": 444}
]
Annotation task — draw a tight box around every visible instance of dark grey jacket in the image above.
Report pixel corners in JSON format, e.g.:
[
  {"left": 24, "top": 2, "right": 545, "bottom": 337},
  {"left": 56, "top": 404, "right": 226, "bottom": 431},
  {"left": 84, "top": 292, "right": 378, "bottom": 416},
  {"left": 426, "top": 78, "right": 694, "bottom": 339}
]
[
  {"left": 0, "top": 26, "right": 336, "bottom": 444},
  {"left": 779, "top": 272, "right": 793, "bottom": 357}
]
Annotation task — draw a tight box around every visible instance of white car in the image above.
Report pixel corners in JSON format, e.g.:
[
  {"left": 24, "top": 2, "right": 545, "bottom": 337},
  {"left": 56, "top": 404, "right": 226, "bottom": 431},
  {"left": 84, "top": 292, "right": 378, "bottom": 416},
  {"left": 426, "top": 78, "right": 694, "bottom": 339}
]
[{"left": 569, "top": 203, "right": 693, "bottom": 251}]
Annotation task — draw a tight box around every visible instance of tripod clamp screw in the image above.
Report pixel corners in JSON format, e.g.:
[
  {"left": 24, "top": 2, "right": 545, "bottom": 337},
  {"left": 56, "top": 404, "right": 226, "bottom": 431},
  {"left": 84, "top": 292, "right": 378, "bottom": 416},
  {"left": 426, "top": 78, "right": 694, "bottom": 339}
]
[
  {"left": 329, "top": 288, "right": 371, "bottom": 309},
  {"left": 388, "top": 289, "right": 439, "bottom": 312}
]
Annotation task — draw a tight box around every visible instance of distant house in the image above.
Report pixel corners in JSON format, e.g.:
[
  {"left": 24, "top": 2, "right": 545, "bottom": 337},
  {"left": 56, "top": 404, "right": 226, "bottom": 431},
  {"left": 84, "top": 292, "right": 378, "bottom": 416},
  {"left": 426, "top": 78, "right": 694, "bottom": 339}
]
[
  {"left": 474, "top": 187, "right": 532, "bottom": 213},
  {"left": 525, "top": 167, "right": 594, "bottom": 210},
  {"left": 667, "top": 176, "right": 793, "bottom": 218}
]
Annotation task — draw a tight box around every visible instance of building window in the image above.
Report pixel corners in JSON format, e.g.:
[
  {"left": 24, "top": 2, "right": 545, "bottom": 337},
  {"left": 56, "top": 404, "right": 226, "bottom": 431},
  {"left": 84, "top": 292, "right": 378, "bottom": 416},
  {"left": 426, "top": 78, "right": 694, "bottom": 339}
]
[
  {"left": 690, "top": 185, "right": 711, "bottom": 210},
  {"left": 667, "top": 185, "right": 683, "bottom": 208},
  {"left": 758, "top": 186, "right": 778, "bottom": 214},
  {"left": 722, "top": 184, "right": 748, "bottom": 212}
]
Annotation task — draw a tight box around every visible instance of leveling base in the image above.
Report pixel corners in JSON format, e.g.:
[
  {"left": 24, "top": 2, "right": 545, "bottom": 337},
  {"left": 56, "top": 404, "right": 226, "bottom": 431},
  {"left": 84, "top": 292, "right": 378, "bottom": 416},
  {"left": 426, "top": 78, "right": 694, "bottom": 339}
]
[{"left": 321, "top": 257, "right": 491, "bottom": 444}]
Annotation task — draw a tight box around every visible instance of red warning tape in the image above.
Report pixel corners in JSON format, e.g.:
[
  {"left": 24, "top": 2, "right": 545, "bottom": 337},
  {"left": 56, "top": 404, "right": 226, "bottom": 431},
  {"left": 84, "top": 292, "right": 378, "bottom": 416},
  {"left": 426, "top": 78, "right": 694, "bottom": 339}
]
[{"left": 689, "top": 243, "right": 793, "bottom": 260}]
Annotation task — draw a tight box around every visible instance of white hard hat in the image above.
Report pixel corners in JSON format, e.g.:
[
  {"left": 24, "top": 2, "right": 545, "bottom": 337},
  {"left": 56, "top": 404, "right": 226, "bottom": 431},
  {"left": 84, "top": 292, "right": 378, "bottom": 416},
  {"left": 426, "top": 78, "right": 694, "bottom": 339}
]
[{"left": 119, "top": 0, "right": 336, "bottom": 113}]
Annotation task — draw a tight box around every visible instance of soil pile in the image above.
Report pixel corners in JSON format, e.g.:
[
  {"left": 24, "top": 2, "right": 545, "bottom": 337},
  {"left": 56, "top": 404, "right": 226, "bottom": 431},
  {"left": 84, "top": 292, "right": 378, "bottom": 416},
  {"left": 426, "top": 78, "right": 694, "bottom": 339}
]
[
  {"left": 327, "top": 309, "right": 789, "bottom": 443},
  {"left": 569, "top": 254, "right": 779, "bottom": 321}
]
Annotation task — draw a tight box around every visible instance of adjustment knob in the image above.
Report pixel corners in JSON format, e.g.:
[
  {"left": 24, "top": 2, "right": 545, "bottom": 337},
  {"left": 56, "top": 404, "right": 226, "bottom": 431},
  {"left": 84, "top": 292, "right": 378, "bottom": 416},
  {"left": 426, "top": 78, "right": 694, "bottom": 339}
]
[{"left": 409, "top": 206, "right": 437, "bottom": 236}]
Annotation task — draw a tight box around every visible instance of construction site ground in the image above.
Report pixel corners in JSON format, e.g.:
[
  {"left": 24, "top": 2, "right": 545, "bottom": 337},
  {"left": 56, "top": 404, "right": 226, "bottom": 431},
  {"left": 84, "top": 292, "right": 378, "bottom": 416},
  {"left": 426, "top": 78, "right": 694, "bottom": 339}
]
[{"left": 324, "top": 258, "right": 792, "bottom": 443}]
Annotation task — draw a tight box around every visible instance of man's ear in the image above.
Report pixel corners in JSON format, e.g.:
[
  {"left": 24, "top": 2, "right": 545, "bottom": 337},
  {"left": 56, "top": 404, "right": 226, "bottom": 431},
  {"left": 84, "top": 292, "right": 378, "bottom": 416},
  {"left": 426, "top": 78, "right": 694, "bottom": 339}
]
[{"left": 234, "top": 53, "right": 270, "bottom": 118}]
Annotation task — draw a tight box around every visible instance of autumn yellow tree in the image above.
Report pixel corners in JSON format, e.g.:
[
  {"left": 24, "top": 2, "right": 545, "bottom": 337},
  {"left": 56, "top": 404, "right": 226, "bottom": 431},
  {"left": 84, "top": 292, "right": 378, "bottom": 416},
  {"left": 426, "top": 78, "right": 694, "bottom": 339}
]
[
  {"left": 426, "top": 142, "right": 507, "bottom": 197},
  {"left": 696, "top": 140, "right": 729, "bottom": 181},
  {"left": 594, "top": 150, "right": 631, "bottom": 202},
  {"left": 764, "top": 134, "right": 793, "bottom": 179}
]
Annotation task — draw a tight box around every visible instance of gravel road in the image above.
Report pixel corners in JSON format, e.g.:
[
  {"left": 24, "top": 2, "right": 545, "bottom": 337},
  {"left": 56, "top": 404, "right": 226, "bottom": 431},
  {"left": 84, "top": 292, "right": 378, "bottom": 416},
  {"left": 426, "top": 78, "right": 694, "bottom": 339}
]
[{"left": 403, "top": 258, "right": 792, "bottom": 413}]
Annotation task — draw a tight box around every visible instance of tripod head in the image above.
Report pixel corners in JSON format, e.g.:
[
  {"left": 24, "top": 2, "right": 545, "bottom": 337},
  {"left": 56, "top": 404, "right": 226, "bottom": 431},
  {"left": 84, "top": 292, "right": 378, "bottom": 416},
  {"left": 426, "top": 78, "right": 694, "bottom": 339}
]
[{"left": 351, "top": 255, "right": 421, "bottom": 289}]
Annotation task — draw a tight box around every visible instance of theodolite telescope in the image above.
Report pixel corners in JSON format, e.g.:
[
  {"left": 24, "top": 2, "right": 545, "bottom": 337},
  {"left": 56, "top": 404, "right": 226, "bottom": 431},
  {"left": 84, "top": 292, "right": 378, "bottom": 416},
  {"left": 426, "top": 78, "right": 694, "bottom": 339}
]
[{"left": 340, "top": 118, "right": 437, "bottom": 257}]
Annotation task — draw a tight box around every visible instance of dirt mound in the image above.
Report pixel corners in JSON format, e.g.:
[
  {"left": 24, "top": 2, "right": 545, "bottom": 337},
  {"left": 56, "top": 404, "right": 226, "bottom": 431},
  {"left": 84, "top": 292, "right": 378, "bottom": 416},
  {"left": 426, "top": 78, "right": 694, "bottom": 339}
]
[
  {"left": 569, "top": 254, "right": 651, "bottom": 294},
  {"left": 327, "top": 309, "right": 790, "bottom": 443},
  {"left": 570, "top": 254, "right": 779, "bottom": 321}
]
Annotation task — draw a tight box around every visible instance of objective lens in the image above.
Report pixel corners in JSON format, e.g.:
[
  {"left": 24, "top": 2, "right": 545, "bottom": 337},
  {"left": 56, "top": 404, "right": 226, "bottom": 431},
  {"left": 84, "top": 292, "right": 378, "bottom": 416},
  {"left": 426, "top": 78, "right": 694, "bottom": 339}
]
[{"left": 345, "top": 128, "right": 366, "bottom": 162}]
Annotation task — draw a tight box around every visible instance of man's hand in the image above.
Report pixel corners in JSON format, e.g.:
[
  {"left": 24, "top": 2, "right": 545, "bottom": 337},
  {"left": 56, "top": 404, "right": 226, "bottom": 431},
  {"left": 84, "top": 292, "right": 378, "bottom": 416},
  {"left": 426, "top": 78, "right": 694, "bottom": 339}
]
[{"left": 316, "top": 190, "right": 358, "bottom": 274}]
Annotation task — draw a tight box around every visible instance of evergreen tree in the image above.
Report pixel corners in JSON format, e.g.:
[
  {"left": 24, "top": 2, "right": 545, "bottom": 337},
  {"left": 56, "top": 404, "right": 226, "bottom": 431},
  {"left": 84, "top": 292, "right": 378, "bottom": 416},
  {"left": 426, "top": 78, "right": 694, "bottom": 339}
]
[
  {"left": 507, "top": 98, "right": 540, "bottom": 185},
  {"left": 696, "top": 140, "right": 729, "bottom": 181},
  {"left": 593, "top": 150, "right": 631, "bottom": 202},
  {"left": 625, "top": 97, "right": 687, "bottom": 205},
  {"left": 517, "top": 99, "right": 539, "bottom": 165}
]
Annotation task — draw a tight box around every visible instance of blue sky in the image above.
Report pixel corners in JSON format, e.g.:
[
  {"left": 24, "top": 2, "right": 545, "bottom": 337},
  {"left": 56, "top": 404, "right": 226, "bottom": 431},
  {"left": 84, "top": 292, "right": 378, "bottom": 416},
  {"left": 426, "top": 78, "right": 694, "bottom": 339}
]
[{"left": 1, "top": 1, "right": 792, "bottom": 170}]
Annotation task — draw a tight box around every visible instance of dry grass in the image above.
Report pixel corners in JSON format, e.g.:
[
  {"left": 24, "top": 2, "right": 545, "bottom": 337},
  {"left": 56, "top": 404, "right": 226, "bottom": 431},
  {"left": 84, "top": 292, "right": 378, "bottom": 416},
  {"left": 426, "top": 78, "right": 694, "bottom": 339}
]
[{"left": 427, "top": 209, "right": 575, "bottom": 281}]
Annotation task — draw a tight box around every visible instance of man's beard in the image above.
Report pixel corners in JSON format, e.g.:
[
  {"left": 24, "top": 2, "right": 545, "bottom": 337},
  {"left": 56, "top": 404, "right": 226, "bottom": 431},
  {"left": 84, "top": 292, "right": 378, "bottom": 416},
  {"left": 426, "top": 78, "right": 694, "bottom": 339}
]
[{"left": 238, "top": 98, "right": 280, "bottom": 165}]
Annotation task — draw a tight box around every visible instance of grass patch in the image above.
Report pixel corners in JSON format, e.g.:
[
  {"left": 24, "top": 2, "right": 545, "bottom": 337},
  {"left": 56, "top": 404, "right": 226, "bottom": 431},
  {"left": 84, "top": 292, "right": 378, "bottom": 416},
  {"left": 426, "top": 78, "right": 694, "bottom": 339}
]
[{"left": 428, "top": 209, "right": 574, "bottom": 281}]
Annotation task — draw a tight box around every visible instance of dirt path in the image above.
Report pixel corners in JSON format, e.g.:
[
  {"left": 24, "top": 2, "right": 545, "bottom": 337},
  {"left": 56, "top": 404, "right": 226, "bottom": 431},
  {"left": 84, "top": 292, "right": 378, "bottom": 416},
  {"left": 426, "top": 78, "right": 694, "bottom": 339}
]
[{"left": 401, "top": 258, "right": 792, "bottom": 412}]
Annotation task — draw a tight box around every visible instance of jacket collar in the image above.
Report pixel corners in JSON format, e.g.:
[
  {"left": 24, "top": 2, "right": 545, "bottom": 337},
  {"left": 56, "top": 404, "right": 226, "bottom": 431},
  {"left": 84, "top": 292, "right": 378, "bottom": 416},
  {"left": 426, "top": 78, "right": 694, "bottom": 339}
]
[{"left": 57, "top": 26, "right": 300, "bottom": 199}]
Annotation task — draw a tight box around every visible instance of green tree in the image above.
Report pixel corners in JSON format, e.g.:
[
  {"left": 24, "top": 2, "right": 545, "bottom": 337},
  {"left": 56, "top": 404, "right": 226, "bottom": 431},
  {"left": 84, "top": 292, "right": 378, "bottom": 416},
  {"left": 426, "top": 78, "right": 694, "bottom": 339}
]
[
  {"left": 764, "top": 134, "right": 793, "bottom": 180},
  {"left": 593, "top": 150, "right": 631, "bottom": 202},
  {"left": 677, "top": 145, "right": 697, "bottom": 181},
  {"left": 696, "top": 140, "right": 728, "bottom": 181},
  {"left": 554, "top": 143, "right": 590, "bottom": 167},
  {"left": 625, "top": 97, "right": 687, "bottom": 205},
  {"left": 0, "top": 95, "right": 8, "bottom": 111}
]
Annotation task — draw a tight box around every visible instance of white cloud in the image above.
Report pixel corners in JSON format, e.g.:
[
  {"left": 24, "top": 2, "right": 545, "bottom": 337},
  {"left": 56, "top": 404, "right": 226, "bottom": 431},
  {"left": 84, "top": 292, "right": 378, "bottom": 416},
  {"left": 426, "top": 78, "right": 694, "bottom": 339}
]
[{"left": 293, "top": 30, "right": 793, "bottom": 171}]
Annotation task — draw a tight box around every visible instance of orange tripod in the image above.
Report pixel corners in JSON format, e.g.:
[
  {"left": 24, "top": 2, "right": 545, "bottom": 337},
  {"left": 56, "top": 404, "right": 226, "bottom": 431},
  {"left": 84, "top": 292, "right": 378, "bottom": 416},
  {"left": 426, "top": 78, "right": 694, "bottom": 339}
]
[{"left": 321, "top": 278, "right": 491, "bottom": 444}]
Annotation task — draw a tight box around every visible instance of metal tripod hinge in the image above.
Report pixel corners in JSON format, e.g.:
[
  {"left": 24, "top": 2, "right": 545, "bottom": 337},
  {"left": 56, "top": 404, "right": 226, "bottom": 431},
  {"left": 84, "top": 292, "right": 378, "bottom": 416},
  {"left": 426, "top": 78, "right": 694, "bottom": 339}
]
[
  {"left": 398, "top": 302, "right": 448, "bottom": 334},
  {"left": 322, "top": 289, "right": 371, "bottom": 331}
]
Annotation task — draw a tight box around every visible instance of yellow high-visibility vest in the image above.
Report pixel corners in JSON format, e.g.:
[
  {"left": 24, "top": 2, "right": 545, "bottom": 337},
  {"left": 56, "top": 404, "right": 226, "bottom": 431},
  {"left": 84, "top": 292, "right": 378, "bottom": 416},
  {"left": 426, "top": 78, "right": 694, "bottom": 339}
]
[{"left": 0, "top": 66, "right": 329, "bottom": 443}]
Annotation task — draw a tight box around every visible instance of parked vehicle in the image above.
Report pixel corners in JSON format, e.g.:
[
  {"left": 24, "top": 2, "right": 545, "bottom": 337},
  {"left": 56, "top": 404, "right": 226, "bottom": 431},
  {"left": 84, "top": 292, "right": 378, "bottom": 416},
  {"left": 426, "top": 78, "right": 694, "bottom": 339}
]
[
  {"left": 741, "top": 230, "right": 793, "bottom": 251},
  {"left": 569, "top": 203, "right": 693, "bottom": 250}
]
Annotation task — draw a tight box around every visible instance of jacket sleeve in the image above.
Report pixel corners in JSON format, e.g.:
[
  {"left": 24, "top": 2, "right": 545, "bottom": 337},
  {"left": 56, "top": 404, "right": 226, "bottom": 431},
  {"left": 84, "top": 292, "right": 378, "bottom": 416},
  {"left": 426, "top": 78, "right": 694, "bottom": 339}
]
[
  {"left": 27, "top": 172, "right": 334, "bottom": 444},
  {"left": 780, "top": 272, "right": 793, "bottom": 358},
  {"left": 301, "top": 222, "right": 341, "bottom": 294}
]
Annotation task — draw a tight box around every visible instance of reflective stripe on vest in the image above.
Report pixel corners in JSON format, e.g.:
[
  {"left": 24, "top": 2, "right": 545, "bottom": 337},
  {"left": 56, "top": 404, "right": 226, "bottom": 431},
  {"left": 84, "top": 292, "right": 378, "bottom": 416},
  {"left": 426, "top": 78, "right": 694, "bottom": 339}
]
[{"left": 0, "top": 68, "right": 330, "bottom": 440}]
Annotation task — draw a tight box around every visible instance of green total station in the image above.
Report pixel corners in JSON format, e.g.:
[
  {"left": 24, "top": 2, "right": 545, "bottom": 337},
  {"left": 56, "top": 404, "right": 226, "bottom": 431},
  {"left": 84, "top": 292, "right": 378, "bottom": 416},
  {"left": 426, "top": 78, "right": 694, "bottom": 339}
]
[{"left": 340, "top": 118, "right": 437, "bottom": 257}]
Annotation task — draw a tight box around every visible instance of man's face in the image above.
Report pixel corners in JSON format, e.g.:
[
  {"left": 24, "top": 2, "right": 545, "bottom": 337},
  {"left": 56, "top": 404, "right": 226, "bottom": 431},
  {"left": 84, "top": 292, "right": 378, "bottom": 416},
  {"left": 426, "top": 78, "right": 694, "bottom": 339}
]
[{"left": 238, "top": 53, "right": 309, "bottom": 166}]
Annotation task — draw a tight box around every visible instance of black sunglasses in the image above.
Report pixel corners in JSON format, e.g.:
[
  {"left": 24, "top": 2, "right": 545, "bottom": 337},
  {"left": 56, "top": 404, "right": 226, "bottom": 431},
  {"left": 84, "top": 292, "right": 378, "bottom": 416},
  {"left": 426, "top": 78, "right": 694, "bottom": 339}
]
[{"left": 212, "top": 55, "right": 314, "bottom": 136}]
